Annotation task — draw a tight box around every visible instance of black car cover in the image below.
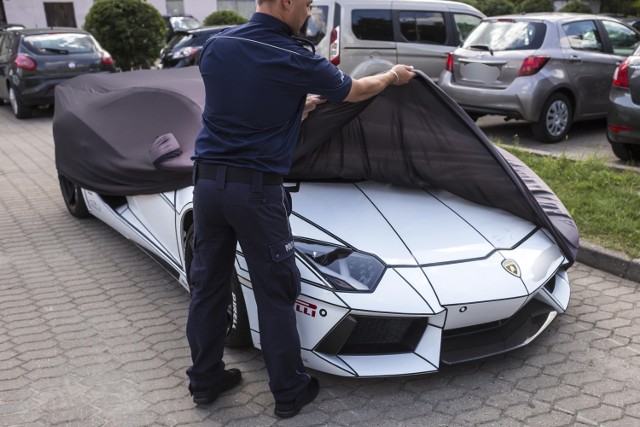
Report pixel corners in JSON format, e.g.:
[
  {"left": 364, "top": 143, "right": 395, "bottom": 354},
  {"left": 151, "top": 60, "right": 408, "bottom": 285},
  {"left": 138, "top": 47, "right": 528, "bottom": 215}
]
[{"left": 53, "top": 66, "right": 579, "bottom": 264}]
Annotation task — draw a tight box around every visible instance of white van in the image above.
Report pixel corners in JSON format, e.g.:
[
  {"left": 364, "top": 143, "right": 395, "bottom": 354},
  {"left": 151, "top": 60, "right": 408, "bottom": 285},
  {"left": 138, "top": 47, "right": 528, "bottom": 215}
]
[{"left": 303, "top": 0, "right": 485, "bottom": 80}]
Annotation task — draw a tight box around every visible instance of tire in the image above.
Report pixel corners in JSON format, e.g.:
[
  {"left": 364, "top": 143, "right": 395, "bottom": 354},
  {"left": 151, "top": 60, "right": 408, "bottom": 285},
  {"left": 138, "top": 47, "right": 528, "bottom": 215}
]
[
  {"left": 184, "top": 225, "right": 252, "bottom": 348},
  {"left": 532, "top": 93, "right": 573, "bottom": 143},
  {"left": 9, "top": 85, "right": 32, "bottom": 119},
  {"left": 58, "top": 175, "right": 90, "bottom": 218},
  {"left": 225, "top": 274, "right": 252, "bottom": 348},
  {"left": 610, "top": 143, "right": 632, "bottom": 161}
]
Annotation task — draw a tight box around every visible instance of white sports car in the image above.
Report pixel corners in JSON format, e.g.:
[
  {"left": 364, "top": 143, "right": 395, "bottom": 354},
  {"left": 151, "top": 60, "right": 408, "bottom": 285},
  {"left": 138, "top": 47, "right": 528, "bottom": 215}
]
[{"left": 54, "top": 67, "right": 578, "bottom": 377}]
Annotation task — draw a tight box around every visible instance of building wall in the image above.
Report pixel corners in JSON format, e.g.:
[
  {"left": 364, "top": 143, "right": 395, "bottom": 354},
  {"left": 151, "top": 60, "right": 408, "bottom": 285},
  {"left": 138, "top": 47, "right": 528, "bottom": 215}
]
[{"left": 2, "top": 0, "right": 220, "bottom": 29}]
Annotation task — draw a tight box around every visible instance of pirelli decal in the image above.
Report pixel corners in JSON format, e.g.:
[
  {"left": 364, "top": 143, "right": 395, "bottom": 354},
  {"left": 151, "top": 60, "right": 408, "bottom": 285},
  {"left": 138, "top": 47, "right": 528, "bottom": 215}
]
[{"left": 296, "top": 299, "right": 317, "bottom": 317}]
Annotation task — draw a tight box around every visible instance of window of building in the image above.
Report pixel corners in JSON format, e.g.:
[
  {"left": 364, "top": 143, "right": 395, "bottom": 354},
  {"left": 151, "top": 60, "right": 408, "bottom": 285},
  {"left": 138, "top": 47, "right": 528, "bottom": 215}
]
[
  {"left": 166, "top": 0, "right": 185, "bottom": 15},
  {"left": 44, "top": 3, "right": 77, "bottom": 27}
]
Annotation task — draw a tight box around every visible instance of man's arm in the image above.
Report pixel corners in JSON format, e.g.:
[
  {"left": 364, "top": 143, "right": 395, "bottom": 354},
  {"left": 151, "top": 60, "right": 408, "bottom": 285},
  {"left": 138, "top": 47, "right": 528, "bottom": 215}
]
[{"left": 345, "top": 64, "right": 416, "bottom": 103}]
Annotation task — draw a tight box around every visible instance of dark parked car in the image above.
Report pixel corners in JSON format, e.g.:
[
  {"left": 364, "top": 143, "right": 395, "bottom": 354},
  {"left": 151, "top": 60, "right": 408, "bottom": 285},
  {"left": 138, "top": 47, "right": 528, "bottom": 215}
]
[
  {"left": 160, "top": 26, "right": 229, "bottom": 69},
  {"left": 439, "top": 13, "right": 640, "bottom": 142},
  {"left": 162, "top": 14, "right": 201, "bottom": 42},
  {"left": 606, "top": 43, "right": 640, "bottom": 161},
  {"left": 0, "top": 27, "right": 116, "bottom": 119}
]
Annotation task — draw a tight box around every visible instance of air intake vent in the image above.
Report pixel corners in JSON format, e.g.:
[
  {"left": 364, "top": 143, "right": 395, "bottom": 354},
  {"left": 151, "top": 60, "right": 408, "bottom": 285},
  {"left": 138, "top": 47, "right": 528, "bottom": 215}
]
[{"left": 316, "top": 315, "right": 428, "bottom": 355}]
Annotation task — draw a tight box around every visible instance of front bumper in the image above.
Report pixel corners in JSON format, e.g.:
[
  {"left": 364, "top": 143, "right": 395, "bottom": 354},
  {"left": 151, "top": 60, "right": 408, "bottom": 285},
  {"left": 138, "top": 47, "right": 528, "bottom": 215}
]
[{"left": 607, "top": 86, "right": 640, "bottom": 145}]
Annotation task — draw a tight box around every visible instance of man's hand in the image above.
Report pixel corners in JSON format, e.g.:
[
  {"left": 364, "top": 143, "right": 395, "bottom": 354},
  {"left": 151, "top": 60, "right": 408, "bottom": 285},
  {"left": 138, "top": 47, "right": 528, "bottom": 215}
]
[
  {"left": 345, "top": 64, "right": 416, "bottom": 103},
  {"left": 302, "top": 95, "right": 327, "bottom": 121}
]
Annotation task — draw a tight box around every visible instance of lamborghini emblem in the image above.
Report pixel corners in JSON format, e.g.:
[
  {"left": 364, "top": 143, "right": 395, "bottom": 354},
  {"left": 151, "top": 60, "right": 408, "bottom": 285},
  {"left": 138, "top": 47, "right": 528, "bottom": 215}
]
[{"left": 502, "top": 259, "right": 520, "bottom": 277}]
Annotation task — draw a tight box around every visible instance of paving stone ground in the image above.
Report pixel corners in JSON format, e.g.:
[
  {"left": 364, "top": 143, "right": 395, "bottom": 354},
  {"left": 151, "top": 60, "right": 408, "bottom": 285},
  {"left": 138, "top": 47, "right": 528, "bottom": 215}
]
[{"left": 1, "top": 105, "right": 640, "bottom": 426}]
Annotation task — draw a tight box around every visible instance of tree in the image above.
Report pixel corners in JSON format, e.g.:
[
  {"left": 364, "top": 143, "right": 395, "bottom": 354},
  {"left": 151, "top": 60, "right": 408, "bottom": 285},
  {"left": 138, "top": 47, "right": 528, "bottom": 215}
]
[
  {"left": 516, "top": 0, "right": 555, "bottom": 13},
  {"left": 478, "top": 0, "right": 516, "bottom": 16},
  {"left": 84, "top": 0, "right": 166, "bottom": 71},
  {"left": 203, "top": 10, "right": 248, "bottom": 26},
  {"left": 560, "top": 1, "right": 593, "bottom": 13}
]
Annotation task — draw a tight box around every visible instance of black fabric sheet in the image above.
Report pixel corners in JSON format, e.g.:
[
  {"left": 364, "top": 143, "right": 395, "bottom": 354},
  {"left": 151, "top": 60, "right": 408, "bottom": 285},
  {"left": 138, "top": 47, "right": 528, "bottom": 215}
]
[{"left": 53, "top": 66, "right": 578, "bottom": 264}]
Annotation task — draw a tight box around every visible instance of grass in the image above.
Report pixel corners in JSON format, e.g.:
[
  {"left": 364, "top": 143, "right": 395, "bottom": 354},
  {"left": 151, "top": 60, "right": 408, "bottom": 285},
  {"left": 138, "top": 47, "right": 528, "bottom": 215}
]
[{"left": 500, "top": 146, "right": 640, "bottom": 259}]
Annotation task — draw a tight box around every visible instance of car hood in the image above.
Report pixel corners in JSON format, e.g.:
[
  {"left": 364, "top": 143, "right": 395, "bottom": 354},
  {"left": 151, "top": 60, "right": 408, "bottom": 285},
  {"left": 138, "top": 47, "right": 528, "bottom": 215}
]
[{"left": 290, "top": 181, "right": 536, "bottom": 265}]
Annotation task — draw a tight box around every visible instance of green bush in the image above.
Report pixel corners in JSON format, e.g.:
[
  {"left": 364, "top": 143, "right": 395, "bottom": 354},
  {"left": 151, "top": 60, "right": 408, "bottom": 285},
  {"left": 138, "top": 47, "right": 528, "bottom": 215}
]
[
  {"left": 203, "top": 10, "right": 248, "bottom": 26},
  {"left": 478, "top": 0, "right": 516, "bottom": 16},
  {"left": 84, "top": 0, "right": 166, "bottom": 71},
  {"left": 516, "top": 0, "right": 555, "bottom": 13},
  {"left": 560, "top": 1, "right": 593, "bottom": 13}
]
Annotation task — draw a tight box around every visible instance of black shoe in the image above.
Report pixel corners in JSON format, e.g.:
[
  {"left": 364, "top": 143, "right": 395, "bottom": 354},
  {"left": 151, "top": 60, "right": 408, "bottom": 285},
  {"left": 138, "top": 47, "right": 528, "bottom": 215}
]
[
  {"left": 274, "top": 377, "right": 319, "bottom": 418},
  {"left": 190, "top": 368, "right": 242, "bottom": 405}
]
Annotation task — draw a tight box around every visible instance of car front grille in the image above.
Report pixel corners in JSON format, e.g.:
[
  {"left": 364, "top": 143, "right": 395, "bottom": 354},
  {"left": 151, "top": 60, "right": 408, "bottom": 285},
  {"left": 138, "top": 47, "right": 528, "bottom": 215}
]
[{"left": 315, "top": 315, "right": 428, "bottom": 355}]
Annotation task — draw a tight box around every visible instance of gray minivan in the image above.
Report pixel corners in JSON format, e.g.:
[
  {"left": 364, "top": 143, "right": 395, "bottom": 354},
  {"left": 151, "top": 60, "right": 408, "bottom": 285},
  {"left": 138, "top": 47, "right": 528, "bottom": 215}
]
[{"left": 303, "top": 0, "right": 485, "bottom": 80}]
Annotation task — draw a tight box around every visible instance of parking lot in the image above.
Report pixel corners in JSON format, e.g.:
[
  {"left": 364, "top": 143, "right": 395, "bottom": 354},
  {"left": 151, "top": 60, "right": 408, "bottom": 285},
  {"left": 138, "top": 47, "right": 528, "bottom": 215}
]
[{"left": 1, "top": 105, "right": 640, "bottom": 426}]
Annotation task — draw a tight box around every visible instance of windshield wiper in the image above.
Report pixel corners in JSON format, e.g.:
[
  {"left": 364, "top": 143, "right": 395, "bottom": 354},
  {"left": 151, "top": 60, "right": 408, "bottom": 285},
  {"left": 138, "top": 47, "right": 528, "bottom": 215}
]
[
  {"left": 468, "top": 44, "right": 494, "bottom": 56},
  {"left": 40, "top": 47, "right": 69, "bottom": 54}
]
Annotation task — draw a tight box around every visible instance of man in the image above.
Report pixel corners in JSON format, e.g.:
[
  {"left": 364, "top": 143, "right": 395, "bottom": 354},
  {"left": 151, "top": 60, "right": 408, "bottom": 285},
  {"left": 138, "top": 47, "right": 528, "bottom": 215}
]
[{"left": 186, "top": 0, "right": 415, "bottom": 418}]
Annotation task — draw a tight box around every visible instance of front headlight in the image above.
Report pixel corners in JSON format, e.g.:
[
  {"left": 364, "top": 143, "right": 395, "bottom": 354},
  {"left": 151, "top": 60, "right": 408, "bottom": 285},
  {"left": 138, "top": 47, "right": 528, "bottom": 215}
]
[{"left": 295, "top": 239, "right": 385, "bottom": 292}]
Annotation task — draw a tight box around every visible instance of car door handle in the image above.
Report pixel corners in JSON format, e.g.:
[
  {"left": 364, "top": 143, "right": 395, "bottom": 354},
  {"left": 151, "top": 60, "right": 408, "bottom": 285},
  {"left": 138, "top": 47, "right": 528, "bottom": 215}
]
[{"left": 569, "top": 55, "right": 582, "bottom": 64}]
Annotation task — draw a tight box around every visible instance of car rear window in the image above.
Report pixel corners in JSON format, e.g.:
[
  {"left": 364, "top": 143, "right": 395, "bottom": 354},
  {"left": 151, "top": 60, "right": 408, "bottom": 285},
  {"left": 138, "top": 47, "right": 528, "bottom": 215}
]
[
  {"left": 462, "top": 20, "right": 546, "bottom": 51},
  {"left": 166, "top": 32, "right": 195, "bottom": 50},
  {"left": 23, "top": 33, "right": 97, "bottom": 54},
  {"left": 352, "top": 10, "right": 394, "bottom": 41},
  {"left": 170, "top": 16, "right": 201, "bottom": 31}
]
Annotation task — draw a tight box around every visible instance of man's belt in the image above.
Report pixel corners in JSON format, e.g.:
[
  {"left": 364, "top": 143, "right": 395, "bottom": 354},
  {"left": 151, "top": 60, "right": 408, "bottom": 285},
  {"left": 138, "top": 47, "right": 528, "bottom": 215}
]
[{"left": 196, "top": 163, "right": 283, "bottom": 185}]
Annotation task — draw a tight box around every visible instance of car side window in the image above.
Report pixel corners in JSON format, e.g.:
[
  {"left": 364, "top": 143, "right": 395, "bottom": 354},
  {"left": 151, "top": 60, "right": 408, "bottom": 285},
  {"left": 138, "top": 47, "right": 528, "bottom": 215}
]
[
  {"left": 352, "top": 10, "right": 394, "bottom": 41},
  {"left": 304, "top": 6, "right": 329, "bottom": 45},
  {"left": 0, "top": 34, "right": 11, "bottom": 59},
  {"left": 602, "top": 20, "right": 640, "bottom": 56},
  {"left": 398, "top": 11, "right": 446, "bottom": 45},
  {"left": 562, "top": 20, "right": 604, "bottom": 52},
  {"left": 453, "top": 13, "right": 483, "bottom": 44}
]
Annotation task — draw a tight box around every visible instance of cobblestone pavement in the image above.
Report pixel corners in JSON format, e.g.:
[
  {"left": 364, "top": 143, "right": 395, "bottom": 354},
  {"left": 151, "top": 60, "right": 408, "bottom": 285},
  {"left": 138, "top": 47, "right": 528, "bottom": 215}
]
[{"left": 1, "top": 105, "right": 640, "bottom": 427}]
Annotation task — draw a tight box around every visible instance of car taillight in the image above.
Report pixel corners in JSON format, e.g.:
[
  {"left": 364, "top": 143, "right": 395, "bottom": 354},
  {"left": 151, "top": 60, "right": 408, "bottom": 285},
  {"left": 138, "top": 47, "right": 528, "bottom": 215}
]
[
  {"left": 175, "top": 46, "right": 199, "bottom": 59},
  {"left": 329, "top": 25, "right": 340, "bottom": 66},
  {"left": 608, "top": 124, "right": 635, "bottom": 133},
  {"left": 613, "top": 59, "right": 629, "bottom": 88},
  {"left": 517, "top": 56, "right": 549, "bottom": 77},
  {"left": 14, "top": 54, "right": 36, "bottom": 71},
  {"left": 101, "top": 51, "right": 114, "bottom": 66},
  {"left": 445, "top": 53, "right": 453, "bottom": 72}
]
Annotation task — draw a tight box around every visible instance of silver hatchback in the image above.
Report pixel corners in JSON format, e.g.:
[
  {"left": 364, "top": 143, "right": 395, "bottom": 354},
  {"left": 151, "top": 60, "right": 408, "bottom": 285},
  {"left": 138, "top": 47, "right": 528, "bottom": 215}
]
[{"left": 438, "top": 13, "right": 640, "bottom": 142}]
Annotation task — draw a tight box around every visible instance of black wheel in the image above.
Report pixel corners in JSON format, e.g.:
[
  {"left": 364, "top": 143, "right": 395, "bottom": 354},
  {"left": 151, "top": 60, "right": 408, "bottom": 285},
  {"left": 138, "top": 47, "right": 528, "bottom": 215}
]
[
  {"left": 184, "top": 225, "right": 252, "bottom": 348},
  {"left": 611, "top": 143, "right": 632, "bottom": 161},
  {"left": 9, "top": 85, "right": 32, "bottom": 119},
  {"left": 58, "top": 175, "right": 90, "bottom": 218},
  {"left": 225, "top": 274, "right": 252, "bottom": 348},
  {"left": 532, "top": 93, "right": 573, "bottom": 143}
]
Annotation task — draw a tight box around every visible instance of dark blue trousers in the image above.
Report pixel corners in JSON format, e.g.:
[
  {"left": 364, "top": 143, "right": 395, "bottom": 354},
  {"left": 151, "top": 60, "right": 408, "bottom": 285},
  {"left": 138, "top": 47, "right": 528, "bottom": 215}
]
[{"left": 186, "top": 168, "right": 310, "bottom": 404}]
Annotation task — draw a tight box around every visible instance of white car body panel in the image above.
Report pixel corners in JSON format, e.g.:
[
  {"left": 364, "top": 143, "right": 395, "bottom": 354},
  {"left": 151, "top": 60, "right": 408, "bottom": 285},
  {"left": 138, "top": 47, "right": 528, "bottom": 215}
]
[
  {"left": 77, "top": 177, "right": 570, "bottom": 377},
  {"left": 336, "top": 268, "right": 437, "bottom": 315}
]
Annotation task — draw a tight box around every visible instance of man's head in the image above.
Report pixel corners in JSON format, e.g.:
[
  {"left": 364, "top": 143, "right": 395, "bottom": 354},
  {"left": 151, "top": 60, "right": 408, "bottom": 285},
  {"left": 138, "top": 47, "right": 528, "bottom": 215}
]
[{"left": 257, "top": 0, "right": 313, "bottom": 34}]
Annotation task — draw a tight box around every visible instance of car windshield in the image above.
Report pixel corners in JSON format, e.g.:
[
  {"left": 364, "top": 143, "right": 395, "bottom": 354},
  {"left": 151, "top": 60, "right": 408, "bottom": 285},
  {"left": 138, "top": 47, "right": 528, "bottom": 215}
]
[
  {"left": 24, "top": 33, "right": 97, "bottom": 54},
  {"left": 170, "top": 16, "right": 201, "bottom": 31},
  {"left": 463, "top": 20, "right": 546, "bottom": 51}
]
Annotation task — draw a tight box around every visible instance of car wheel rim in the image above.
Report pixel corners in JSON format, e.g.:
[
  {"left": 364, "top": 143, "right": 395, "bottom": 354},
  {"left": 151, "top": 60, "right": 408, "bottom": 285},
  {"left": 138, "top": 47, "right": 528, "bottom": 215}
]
[
  {"left": 545, "top": 100, "right": 568, "bottom": 137},
  {"left": 9, "top": 88, "right": 18, "bottom": 115}
]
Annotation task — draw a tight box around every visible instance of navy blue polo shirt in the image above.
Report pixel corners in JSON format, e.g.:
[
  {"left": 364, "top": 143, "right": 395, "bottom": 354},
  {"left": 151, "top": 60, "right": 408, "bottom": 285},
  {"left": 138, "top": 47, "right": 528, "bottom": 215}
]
[{"left": 193, "top": 13, "right": 353, "bottom": 176}]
